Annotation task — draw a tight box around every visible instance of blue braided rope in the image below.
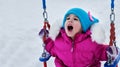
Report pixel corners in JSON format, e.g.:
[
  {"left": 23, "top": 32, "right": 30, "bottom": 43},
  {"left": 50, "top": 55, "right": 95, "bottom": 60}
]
[
  {"left": 42, "top": 0, "right": 46, "bottom": 10},
  {"left": 111, "top": 0, "right": 114, "bottom": 9}
]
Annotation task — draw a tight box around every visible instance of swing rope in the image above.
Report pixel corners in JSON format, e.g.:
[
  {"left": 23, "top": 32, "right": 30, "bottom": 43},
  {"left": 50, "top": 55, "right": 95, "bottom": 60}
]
[
  {"left": 39, "top": 0, "right": 51, "bottom": 67},
  {"left": 104, "top": 0, "right": 119, "bottom": 67},
  {"left": 109, "top": 0, "right": 116, "bottom": 46},
  {"left": 109, "top": 0, "right": 118, "bottom": 67}
]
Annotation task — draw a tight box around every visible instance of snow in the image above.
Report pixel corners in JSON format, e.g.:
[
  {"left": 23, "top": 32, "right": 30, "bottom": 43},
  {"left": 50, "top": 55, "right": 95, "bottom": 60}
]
[{"left": 0, "top": 0, "right": 120, "bottom": 67}]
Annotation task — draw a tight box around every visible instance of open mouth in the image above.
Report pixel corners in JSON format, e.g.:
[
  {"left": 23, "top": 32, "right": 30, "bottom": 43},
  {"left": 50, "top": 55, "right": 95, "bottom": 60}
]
[{"left": 67, "top": 26, "right": 73, "bottom": 31}]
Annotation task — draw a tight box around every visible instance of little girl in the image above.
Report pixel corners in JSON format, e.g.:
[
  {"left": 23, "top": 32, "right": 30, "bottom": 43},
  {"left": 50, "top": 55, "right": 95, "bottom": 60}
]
[{"left": 42, "top": 8, "right": 118, "bottom": 67}]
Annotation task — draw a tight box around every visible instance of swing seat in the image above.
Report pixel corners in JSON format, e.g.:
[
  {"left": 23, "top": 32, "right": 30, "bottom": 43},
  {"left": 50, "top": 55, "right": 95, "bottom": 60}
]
[
  {"left": 39, "top": 52, "right": 51, "bottom": 62},
  {"left": 104, "top": 48, "right": 120, "bottom": 67}
]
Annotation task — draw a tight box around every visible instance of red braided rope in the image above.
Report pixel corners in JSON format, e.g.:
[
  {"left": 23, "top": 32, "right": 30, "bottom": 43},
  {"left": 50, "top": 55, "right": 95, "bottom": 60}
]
[
  {"left": 109, "top": 22, "right": 118, "bottom": 67},
  {"left": 43, "top": 22, "right": 50, "bottom": 42},
  {"left": 43, "top": 62, "right": 47, "bottom": 67},
  {"left": 42, "top": 21, "right": 50, "bottom": 67},
  {"left": 109, "top": 22, "right": 116, "bottom": 46}
]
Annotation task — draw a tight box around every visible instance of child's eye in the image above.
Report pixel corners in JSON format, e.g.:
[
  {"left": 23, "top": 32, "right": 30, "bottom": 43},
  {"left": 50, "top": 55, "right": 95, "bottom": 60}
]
[
  {"left": 66, "top": 17, "right": 70, "bottom": 20},
  {"left": 74, "top": 18, "right": 79, "bottom": 21}
]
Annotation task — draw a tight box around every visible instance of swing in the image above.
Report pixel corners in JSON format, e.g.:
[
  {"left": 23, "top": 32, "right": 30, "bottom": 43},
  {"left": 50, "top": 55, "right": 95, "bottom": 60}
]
[
  {"left": 39, "top": 0, "right": 120, "bottom": 67},
  {"left": 104, "top": 0, "right": 120, "bottom": 67},
  {"left": 39, "top": 0, "right": 51, "bottom": 67}
]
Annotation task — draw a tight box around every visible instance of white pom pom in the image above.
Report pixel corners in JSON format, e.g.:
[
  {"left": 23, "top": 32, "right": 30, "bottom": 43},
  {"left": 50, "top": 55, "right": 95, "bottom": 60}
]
[
  {"left": 49, "top": 19, "right": 62, "bottom": 40},
  {"left": 90, "top": 23, "right": 106, "bottom": 44}
]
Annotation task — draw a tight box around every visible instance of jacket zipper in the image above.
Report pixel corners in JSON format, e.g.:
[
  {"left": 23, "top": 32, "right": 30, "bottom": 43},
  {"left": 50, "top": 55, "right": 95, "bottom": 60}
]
[
  {"left": 71, "top": 41, "right": 74, "bottom": 52},
  {"left": 71, "top": 41, "right": 75, "bottom": 67}
]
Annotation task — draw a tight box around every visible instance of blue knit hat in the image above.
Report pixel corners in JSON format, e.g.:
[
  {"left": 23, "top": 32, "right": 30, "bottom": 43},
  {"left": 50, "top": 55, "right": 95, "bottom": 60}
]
[{"left": 62, "top": 8, "right": 99, "bottom": 32}]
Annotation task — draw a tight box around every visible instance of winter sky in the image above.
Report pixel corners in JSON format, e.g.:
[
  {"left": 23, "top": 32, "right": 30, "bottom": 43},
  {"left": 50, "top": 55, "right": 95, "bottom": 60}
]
[{"left": 0, "top": 0, "right": 120, "bottom": 67}]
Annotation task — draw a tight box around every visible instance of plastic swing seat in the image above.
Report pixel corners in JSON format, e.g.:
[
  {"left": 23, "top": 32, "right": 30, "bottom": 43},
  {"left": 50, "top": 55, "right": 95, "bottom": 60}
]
[{"left": 39, "top": 52, "right": 51, "bottom": 62}]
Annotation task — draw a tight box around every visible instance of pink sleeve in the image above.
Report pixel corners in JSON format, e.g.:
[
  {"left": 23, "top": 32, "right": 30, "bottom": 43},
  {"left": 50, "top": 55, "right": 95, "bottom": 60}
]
[
  {"left": 55, "top": 58, "right": 67, "bottom": 67},
  {"left": 44, "top": 37, "right": 56, "bottom": 57},
  {"left": 94, "top": 44, "right": 109, "bottom": 61}
]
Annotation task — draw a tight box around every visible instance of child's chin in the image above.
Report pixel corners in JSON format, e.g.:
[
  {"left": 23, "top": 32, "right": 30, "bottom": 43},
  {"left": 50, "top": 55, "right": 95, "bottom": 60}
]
[{"left": 67, "top": 34, "right": 74, "bottom": 38}]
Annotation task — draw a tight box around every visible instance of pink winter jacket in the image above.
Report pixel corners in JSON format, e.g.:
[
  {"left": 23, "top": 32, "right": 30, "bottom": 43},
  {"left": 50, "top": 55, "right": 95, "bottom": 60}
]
[{"left": 45, "top": 29, "right": 108, "bottom": 67}]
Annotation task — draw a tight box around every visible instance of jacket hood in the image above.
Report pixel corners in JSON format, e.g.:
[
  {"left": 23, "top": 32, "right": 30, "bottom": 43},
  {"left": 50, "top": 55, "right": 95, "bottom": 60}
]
[{"left": 49, "top": 19, "right": 106, "bottom": 44}]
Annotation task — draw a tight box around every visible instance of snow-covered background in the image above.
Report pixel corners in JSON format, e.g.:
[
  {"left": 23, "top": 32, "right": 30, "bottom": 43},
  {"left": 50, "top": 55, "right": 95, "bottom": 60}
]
[{"left": 0, "top": 0, "right": 120, "bottom": 67}]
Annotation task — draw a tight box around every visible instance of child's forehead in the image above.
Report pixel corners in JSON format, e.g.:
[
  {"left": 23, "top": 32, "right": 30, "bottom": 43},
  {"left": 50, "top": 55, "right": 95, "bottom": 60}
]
[{"left": 67, "top": 14, "right": 78, "bottom": 17}]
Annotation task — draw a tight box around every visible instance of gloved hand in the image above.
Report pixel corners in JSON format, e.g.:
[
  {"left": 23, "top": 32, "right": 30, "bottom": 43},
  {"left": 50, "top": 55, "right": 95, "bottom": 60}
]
[
  {"left": 106, "top": 46, "right": 118, "bottom": 64},
  {"left": 39, "top": 28, "right": 49, "bottom": 41}
]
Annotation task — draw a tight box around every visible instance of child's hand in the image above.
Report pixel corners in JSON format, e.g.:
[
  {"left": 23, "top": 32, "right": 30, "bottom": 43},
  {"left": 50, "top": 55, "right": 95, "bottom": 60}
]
[
  {"left": 106, "top": 46, "right": 119, "bottom": 64},
  {"left": 39, "top": 28, "right": 49, "bottom": 41},
  {"left": 107, "top": 46, "right": 118, "bottom": 57}
]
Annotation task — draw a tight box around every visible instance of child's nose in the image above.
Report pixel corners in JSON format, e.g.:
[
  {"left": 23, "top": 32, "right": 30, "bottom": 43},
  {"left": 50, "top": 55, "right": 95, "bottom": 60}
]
[
  {"left": 68, "top": 19, "right": 73, "bottom": 23},
  {"left": 68, "top": 20, "right": 72, "bottom": 23}
]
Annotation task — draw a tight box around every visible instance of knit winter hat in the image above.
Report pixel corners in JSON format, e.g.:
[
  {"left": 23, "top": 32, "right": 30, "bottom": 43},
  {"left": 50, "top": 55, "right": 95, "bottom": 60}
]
[{"left": 62, "top": 8, "right": 99, "bottom": 32}]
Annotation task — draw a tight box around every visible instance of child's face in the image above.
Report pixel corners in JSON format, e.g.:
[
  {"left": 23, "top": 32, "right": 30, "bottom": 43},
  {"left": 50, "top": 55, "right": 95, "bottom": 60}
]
[{"left": 65, "top": 14, "right": 82, "bottom": 39}]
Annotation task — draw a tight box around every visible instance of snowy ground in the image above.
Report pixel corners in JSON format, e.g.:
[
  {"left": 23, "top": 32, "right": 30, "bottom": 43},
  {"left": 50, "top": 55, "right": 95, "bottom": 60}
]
[{"left": 0, "top": 0, "right": 120, "bottom": 67}]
